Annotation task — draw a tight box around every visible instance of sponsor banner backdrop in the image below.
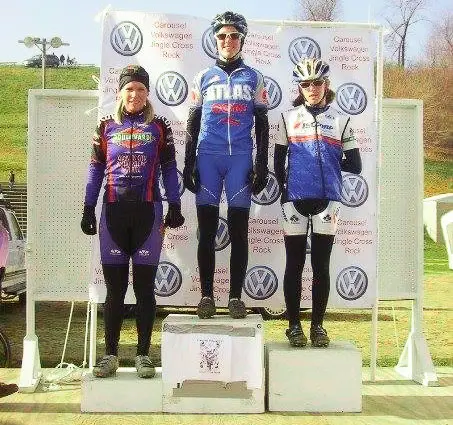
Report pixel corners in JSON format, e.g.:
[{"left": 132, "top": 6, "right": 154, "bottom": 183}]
[{"left": 91, "top": 11, "right": 378, "bottom": 309}]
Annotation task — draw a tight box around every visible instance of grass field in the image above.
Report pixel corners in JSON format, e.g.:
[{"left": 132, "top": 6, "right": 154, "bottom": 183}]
[
  {"left": 0, "top": 65, "right": 98, "bottom": 181},
  {"left": 1, "top": 229, "right": 451, "bottom": 369}
]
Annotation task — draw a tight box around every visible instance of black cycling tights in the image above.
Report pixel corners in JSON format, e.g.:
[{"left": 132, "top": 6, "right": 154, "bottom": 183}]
[
  {"left": 283, "top": 233, "right": 335, "bottom": 327},
  {"left": 102, "top": 264, "right": 157, "bottom": 356},
  {"left": 197, "top": 205, "right": 249, "bottom": 299}
]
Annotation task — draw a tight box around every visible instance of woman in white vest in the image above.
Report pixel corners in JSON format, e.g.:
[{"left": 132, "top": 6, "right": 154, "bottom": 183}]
[{"left": 274, "top": 58, "right": 362, "bottom": 347}]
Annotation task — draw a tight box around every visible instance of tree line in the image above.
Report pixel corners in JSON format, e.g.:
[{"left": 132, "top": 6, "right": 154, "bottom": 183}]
[{"left": 296, "top": 0, "right": 452, "bottom": 68}]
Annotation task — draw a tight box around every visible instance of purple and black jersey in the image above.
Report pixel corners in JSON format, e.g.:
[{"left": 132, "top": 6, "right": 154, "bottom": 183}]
[{"left": 84, "top": 112, "right": 180, "bottom": 206}]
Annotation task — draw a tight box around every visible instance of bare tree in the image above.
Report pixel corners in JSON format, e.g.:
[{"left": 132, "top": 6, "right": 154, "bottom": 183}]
[
  {"left": 295, "top": 0, "right": 341, "bottom": 21},
  {"left": 382, "top": 0, "right": 429, "bottom": 67},
  {"left": 425, "top": 12, "right": 453, "bottom": 67}
]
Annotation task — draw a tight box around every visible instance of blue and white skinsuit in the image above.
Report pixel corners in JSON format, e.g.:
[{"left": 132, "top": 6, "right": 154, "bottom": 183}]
[
  {"left": 183, "top": 57, "right": 269, "bottom": 300},
  {"left": 274, "top": 99, "right": 362, "bottom": 332}
]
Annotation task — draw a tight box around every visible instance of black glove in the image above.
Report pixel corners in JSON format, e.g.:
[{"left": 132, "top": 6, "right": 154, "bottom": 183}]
[
  {"left": 253, "top": 106, "right": 269, "bottom": 195},
  {"left": 80, "top": 205, "right": 97, "bottom": 235},
  {"left": 183, "top": 166, "right": 200, "bottom": 194},
  {"left": 164, "top": 203, "right": 185, "bottom": 228},
  {"left": 184, "top": 107, "right": 201, "bottom": 194},
  {"left": 251, "top": 163, "right": 269, "bottom": 195}
]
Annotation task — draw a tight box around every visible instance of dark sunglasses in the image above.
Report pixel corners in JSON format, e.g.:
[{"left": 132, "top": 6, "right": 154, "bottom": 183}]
[
  {"left": 299, "top": 80, "right": 325, "bottom": 88},
  {"left": 215, "top": 32, "right": 243, "bottom": 41}
]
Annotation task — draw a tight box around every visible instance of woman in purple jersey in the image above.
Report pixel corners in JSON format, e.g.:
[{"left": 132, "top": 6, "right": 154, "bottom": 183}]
[{"left": 81, "top": 65, "right": 184, "bottom": 378}]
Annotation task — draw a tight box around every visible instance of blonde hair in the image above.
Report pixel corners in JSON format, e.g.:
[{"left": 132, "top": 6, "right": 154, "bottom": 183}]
[{"left": 114, "top": 98, "right": 154, "bottom": 125}]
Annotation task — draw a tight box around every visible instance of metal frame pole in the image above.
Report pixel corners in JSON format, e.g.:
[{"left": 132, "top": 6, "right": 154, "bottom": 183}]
[
  {"left": 41, "top": 39, "right": 46, "bottom": 89},
  {"left": 370, "top": 24, "right": 385, "bottom": 382}
]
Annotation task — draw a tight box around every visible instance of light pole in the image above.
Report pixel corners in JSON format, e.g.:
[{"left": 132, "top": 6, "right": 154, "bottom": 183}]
[{"left": 18, "top": 37, "right": 70, "bottom": 89}]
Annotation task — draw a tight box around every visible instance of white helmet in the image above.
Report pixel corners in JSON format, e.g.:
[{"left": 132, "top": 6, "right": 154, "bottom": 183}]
[{"left": 293, "top": 58, "right": 330, "bottom": 82}]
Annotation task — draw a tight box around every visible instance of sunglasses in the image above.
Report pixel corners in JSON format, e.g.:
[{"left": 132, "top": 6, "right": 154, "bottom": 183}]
[
  {"left": 299, "top": 80, "right": 325, "bottom": 88},
  {"left": 215, "top": 32, "right": 243, "bottom": 41}
]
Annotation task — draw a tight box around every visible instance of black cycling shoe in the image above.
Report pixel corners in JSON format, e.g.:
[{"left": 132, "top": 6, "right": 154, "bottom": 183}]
[
  {"left": 285, "top": 324, "right": 307, "bottom": 347},
  {"left": 310, "top": 324, "right": 330, "bottom": 347},
  {"left": 228, "top": 298, "right": 247, "bottom": 319},
  {"left": 197, "top": 296, "right": 216, "bottom": 319}
]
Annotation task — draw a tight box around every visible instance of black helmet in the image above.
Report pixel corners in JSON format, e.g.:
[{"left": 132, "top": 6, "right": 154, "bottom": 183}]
[{"left": 211, "top": 11, "right": 248, "bottom": 36}]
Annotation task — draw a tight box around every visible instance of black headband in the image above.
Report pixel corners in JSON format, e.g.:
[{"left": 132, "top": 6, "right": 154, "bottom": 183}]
[{"left": 118, "top": 65, "right": 149, "bottom": 91}]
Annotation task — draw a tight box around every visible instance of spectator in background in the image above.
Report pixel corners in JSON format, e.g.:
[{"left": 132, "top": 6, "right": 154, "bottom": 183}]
[
  {"left": 60, "top": 54, "right": 65, "bottom": 66},
  {"left": 8, "top": 171, "right": 14, "bottom": 190}
]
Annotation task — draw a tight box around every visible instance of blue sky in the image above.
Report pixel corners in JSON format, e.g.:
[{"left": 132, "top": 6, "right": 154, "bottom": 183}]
[{"left": 3, "top": 0, "right": 451, "bottom": 65}]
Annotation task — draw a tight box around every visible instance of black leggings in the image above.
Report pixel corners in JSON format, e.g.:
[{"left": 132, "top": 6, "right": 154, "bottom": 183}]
[
  {"left": 103, "top": 264, "right": 157, "bottom": 356},
  {"left": 284, "top": 233, "right": 334, "bottom": 327},
  {"left": 197, "top": 205, "right": 249, "bottom": 299}
]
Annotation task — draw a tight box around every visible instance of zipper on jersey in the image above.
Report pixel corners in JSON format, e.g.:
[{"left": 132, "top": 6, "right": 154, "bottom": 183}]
[
  {"left": 313, "top": 115, "right": 327, "bottom": 198},
  {"left": 226, "top": 67, "right": 246, "bottom": 156},
  {"left": 226, "top": 72, "right": 232, "bottom": 155},
  {"left": 129, "top": 118, "right": 134, "bottom": 190}
]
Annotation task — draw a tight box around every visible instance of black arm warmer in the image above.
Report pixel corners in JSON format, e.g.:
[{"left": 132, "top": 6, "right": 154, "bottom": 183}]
[
  {"left": 274, "top": 144, "right": 288, "bottom": 189},
  {"left": 185, "top": 107, "right": 202, "bottom": 168},
  {"left": 254, "top": 106, "right": 269, "bottom": 170},
  {"left": 341, "top": 148, "right": 362, "bottom": 174},
  {"left": 158, "top": 116, "right": 177, "bottom": 165}
]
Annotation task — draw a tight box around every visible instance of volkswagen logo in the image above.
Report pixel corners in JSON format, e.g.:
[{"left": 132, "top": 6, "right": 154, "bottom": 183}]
[
  {"left": 264, "top": 76, "right": 282, "bottom": 110},
  {"left": 336, "top": 266, "right": 368, "bottom": 300},
  {"left": 196, "top": 216, "right": 230, "bottom": 251},
  {"left": 155, "top": 71, "right": 188, "bottom": 106},
  {"left": 110, "top": 21, "right": 143, "bottom": 56},
  {"left": 336, "top": 83, "right": 367, "bottom": 115},
  {"left": 154, "top": 261, "right": 182, "bottom": 297},
  {"left": 341, "top": 174, "right": 369, "bottom": 207},
  {"left": 159, "top": 169, "right": 185, "bottom": 200},
  {"left": 252, "top": 172, "right": 280, "bottom": 205},
  {"left": 202, "top": 28, "right": 218, "bottom": 59},
  {"left": 244, "top": 266, "right": 278, "bottom": 300},
  {"left": 288, "top": 37, "right": 321, "bottom": 64},
  {"left": 215, "top": 217, "right": 230, "bottom": 251}
]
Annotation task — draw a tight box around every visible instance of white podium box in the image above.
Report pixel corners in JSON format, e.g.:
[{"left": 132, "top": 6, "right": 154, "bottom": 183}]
[
  {"left": 161, "top": 314, "right": 264, "bottom": 413},
  {"left": 266, "top": 341, "right": 362, "bottom": 412},
  {"left": 81, "top": 367, "right": 163, "bottom": 412}
]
